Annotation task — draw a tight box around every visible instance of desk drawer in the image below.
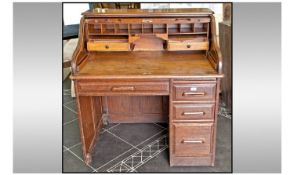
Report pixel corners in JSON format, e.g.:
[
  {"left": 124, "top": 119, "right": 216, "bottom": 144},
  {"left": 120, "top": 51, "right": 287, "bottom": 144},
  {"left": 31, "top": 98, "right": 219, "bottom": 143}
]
[
  {"left": 172, "top": 123, "right": 213, "bottom": 157},
  {"left": 168, "top": 41, "right": 209, "bottom": 51},
  {"left": 173, "top": 83, "right": 216, "bottom": 101},
  {"left": 77, "top": 81, "right": 169, "bottom": 95},
  {"left": 172, "top": 103, "right": 215, "bottom": 121},
  {"left": 87, "top": 41, "right": 130, "bottom": 51}
]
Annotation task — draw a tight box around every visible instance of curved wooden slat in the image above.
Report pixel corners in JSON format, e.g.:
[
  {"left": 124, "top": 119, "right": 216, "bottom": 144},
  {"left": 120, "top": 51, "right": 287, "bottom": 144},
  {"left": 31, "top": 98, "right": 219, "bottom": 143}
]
[
  {"left": 71, "top": 17, "right": 88, "bottom": 74},
  {"left": 208, "top": 15, "right": 223, "bottom": 74}
]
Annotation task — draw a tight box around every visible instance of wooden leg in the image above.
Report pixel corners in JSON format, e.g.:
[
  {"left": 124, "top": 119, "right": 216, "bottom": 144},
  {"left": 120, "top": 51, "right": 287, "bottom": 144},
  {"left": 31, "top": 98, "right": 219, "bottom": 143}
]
[{"left": 76, "top": 95, "right": 103, "bottom": 163}]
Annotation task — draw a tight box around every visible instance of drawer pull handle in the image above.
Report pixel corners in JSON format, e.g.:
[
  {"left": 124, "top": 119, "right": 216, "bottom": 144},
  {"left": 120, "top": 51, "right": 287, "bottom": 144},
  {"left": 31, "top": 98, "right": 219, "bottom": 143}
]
[
  {"left": 182, "top": 92, "right": 205, "bottom": 96},
  {"left": 186, "top": 44, "right": 191, "bottom": 48},
  {"left": 182, "top": 140, "right": 204, "bottom": 144},
  {"left": 105, "top": 45, "right": 109, "bottom": 49},
  {"left": 182, "top": 112, "right": 205, "bottom": 115},
  {"left": 142, "top": 19, "right": 152, "bottom": 23},
  {"left": 175, "top": 18, "right": 192, "bottom": 21},
  {"left": 111, "top": 86, "right": 135, "bottom": 91}
]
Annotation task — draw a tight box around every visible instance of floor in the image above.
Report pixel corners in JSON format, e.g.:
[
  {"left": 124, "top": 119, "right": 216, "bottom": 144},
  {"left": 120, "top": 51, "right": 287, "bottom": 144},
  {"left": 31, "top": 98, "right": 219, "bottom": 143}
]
[{"left": 63, "top": 78, "right": 232, "bottom": 173}]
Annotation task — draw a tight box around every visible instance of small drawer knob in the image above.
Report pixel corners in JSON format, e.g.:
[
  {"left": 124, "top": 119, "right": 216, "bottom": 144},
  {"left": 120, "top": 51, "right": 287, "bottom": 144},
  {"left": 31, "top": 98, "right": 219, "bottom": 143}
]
[
  {"left": 105, "top": 45, "right": 109, "bottom": 49},
  {"left": 187, "top": 44, "right": 191, "bottom": 48}
]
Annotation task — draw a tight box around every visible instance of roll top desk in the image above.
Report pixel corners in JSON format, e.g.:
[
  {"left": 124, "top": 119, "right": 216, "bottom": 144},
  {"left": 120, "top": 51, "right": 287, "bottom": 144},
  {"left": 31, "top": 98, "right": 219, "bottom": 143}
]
[{"left": 71, "top": 8, "right": 223, "bottom": 167}]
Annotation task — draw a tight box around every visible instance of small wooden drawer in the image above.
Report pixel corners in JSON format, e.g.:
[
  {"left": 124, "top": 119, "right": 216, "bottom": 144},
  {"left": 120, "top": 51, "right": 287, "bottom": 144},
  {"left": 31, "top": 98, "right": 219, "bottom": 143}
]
[
  {"left": 167, "top": 41, "right": 209, "bottom": 51},
  {"left": 172, "top": 103, "right": 215, "bottom": 121},
  {"left": 172, "top": 123, "right": 213, "bottom": 157},
  {"left": 173, "top": 83, "right": 216, "bottom": 101},
  {"left": 77, "top": 81, "right": 169, "bottom": 95},
  {"left": 87, "top": 41, "right": 130, "bottom": 51}
]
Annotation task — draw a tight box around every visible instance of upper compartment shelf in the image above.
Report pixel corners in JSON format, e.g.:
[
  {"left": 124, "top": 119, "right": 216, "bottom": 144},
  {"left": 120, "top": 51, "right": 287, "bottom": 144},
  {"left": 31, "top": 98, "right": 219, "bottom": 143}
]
[
  {"left": 85, "top": 17, "right": 210, "bottom": 36},
  {"left": 85, "top": 17, "right": 211, "bottom": 52}
]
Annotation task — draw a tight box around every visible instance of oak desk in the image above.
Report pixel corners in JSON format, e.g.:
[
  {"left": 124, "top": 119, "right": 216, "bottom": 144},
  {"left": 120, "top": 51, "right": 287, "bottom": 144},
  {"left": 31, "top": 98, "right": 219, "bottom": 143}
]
[{"left": 71, "top": 8, "right": 223, "bottom": 167}]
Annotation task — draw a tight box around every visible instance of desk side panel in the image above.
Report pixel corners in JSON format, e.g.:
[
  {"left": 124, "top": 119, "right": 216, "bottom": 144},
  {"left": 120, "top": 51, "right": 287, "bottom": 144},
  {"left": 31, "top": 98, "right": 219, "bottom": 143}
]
[{"left": 75, "top": 95, "right": 103, "bottom": 164}]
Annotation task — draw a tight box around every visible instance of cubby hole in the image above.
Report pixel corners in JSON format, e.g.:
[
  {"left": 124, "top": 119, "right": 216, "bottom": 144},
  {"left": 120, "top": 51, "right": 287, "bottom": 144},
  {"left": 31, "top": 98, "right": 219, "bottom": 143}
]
[
  {"left": 168, "top": 24, "right": 181, "bottom": 34},
  {"left": 88, "top": 35, "right": 129, "bottom": 43},
  {"left": 168, "top": 34, "right": 208, "bottom": 42},
  {"left": 101, "top": 24, "right": 115, "bottom": 34},
  {"left": 130, "top": 24, "right": 142, "bottom": 34},
  {"left": 180, "top": 23, "right": 194, "bottom": 33},
  {"left": 168, "top": 23, "right": 209, "bottom": 35},
  {"left": 88, "top": 24, "right": 101, "bottom": 35},
  {"left": 194, "top": 23, "right": 209, "bottom": 34},
  {"left": 143, "top": 24, "right": 153, "bottom": 34},
  {"left": 153, "top": 24, "right": 167, "bottom": 34},
  {"left": 115, "top": 24, "right": 129, "bottom": 34}
]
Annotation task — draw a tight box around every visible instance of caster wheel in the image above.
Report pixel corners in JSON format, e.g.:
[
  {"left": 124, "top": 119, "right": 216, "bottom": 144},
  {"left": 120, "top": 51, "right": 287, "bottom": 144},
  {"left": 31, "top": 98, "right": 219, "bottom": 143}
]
[
  {"left": 103, "top": 119, "right": 109, "bottom": 126},
  {"left": 85, "top": 153, "right": 92, "bottom": 165},
  {"left": 102, "top": 114, "right": 110, "bottom": 126}
]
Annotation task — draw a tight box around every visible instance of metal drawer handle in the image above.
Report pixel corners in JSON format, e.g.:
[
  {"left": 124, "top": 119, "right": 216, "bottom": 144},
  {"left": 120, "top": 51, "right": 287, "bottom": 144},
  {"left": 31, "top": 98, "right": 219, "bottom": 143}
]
[
  {"left": 182, "top": 112, "right": 205, "bottom": 115},
  {"left": 182, "top": 92, "right": 205, "bottom": 96},
  {"left": 175, "top": 18, "right": 192, "bottom": 21},
  {"left": 182, "top": 140, "right": 204, "bottom": 144},
  {"left": 142, "top": 19, "right": 152, "bottom": 23},
  {"left": 111, "top": 86, "right": 135, "bottom": 91}
]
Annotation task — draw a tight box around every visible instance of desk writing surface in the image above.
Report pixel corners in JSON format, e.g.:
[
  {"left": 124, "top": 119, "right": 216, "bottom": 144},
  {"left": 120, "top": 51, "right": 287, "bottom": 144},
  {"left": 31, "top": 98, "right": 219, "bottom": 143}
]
[{"left": 76, "top": 51, "right": 219, "bottom": 79}]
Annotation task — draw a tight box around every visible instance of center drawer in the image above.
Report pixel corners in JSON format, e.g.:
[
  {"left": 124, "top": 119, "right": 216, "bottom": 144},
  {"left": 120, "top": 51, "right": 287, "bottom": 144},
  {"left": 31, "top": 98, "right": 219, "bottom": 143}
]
[
  {"left": 172, "top": 123, "right": 213, "bottom": 157},
  {"left": 77, "top": 81, "right": 169, "bottom": 95},
  {"left": 172, "top": 83, "right": 216, "bottom": 101}
]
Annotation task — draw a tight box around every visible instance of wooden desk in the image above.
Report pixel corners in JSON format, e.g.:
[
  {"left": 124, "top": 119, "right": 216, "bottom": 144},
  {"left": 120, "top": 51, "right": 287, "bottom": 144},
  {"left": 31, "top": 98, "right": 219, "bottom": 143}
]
[{"left": 71, "top": 8, "right": 223, "bottom": 167}]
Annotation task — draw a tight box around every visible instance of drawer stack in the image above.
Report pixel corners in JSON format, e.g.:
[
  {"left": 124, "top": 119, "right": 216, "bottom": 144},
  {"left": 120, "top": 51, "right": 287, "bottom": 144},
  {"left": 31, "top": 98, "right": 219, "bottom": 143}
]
[{"left": 169, "top": 80, "right": 218, "bottom": 166}]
